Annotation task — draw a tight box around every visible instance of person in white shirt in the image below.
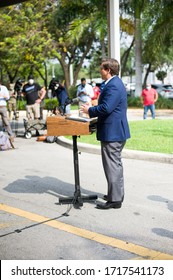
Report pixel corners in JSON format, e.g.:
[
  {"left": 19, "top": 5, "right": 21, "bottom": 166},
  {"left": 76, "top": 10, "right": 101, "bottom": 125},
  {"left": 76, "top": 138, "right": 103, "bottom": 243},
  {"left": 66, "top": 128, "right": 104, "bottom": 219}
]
[
  {"left": 76, "top": 78, "right": 94, "bottom": 107},
  {"left": 0, "top": 81, "right": 14, "bottom": 141},
  {"left": 76, "top": 78, "right": 94, "bottom": 117}
]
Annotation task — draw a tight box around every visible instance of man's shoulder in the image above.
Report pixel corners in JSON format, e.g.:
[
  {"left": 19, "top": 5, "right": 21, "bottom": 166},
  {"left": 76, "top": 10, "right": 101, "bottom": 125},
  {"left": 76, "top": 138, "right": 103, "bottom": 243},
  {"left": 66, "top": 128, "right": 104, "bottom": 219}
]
[
  {"left": 23, "top": 83, "right": 29, "bottom": 88},
  {"left": 34, "top": 83, "right": 42, "bottom": 88},
  {"left": 107, "top": 75, "right": 119, "bottom": 83},
  {"left": 106, "top": 76, "right": 123, "bottom": 87},
  {"left": 77, "top": 84, "right": 82, "bottom": 89},
  {"left": 86, "top": 83, "right": 92, "bottom": 86},
  {"left": 151, "top": 88, "right": 157, "bottom": 93}
]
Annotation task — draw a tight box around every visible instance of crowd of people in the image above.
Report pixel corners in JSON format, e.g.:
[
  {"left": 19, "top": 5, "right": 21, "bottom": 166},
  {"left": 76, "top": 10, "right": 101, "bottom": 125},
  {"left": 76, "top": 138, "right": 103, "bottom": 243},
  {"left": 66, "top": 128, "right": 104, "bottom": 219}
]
[
  {"left": 0, "top": 67, "right": 159, "bottom": 147},
  {"left": 0, "top": 75, "right": 46, "bottom": 145},
  {"left": 0, "top": 80, "right": 15, "bottom": 142}
]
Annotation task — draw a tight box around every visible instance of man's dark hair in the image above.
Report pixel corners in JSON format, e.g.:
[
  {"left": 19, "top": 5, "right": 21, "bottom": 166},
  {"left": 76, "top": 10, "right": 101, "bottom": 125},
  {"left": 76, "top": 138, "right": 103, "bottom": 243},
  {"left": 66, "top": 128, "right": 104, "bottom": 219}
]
[
  {"left": 101, "top": 58, "right": 120, "bottom": 76},
  {"left": 28, "top": 74, "right": 34, "bottom": 80},
  {"left": 81, "top": 78, "right": 86, "bottom": 82}
]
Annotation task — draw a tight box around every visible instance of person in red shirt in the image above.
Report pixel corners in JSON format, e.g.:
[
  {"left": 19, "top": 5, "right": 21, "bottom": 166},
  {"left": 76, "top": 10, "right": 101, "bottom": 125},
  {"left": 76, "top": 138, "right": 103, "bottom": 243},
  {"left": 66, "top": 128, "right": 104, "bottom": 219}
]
[
  {"left": 91, "top": 81, "right": 100, "bottom": 106},
  {"left": 140, "top": 83, "right": 158, "bottom": 119}
]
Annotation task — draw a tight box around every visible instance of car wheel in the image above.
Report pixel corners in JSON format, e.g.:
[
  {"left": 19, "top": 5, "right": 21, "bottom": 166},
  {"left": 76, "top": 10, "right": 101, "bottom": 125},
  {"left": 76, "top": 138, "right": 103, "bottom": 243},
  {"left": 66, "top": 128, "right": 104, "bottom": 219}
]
[{"left": 24, "top": 131, "right": 32, "bottom": 139}]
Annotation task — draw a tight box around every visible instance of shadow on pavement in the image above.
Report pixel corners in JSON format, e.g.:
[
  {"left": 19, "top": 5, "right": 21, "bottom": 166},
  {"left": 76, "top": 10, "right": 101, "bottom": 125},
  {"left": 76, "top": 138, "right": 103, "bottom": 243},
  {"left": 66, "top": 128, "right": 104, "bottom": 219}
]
[{"left": 3, "top": 175, "right": 102, "bottom": 200}]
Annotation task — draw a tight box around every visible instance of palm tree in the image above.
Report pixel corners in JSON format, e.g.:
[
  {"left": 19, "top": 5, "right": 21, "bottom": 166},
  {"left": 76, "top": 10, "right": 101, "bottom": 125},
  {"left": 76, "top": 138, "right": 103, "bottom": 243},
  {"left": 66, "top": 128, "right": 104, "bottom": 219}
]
[
  {"left": 120, "top": 0, "right": 149, "bottom": 96},
  {"left": 48, "top": 0, "right": 108, "bottom": 89},
  {"left": 142, "top": 0, "right": 173, "bottom": 86}
]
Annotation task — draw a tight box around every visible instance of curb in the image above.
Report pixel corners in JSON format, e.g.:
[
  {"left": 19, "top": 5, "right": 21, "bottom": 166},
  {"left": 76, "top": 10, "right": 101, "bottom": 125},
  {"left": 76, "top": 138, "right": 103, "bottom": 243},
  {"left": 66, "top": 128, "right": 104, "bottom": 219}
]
[{"left": 56, "top": 136, "right": 173, "bottom": 165}]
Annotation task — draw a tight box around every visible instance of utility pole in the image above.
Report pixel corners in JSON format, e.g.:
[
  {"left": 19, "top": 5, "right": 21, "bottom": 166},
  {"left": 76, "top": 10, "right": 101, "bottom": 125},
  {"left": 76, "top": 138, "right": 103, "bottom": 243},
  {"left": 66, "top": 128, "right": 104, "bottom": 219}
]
[{"left": 107, "top": 0, "right": 120, "bottom": 64}]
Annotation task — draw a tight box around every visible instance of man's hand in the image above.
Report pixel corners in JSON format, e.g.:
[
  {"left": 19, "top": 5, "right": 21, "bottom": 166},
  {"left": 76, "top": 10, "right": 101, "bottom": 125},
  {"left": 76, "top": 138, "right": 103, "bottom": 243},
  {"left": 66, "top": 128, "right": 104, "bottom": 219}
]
[
  {"left": 0, "top": 93, "right": 8, "bottom": 99},
  {"left": 80, "top": 103, "right": 90, "bottom": 114},
  {"left": 35, "top": 99, "right": 42, "bottom": 104},
  {"left": 79, "top": 91, "right": 84, "bottom": 95}
]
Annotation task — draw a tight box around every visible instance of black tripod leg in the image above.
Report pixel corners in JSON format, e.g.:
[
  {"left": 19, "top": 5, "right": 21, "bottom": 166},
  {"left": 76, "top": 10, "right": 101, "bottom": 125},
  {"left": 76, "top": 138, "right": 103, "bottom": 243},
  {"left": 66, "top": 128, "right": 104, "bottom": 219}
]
[
  {"left": 59, "top": 136, "right": 83, "bottom": 207},
  {"left": 73, "top": 136, "right": 81, "bottom": 197},
  {"left": 58, "top": 135, "right": 98, "bottom": 208}
]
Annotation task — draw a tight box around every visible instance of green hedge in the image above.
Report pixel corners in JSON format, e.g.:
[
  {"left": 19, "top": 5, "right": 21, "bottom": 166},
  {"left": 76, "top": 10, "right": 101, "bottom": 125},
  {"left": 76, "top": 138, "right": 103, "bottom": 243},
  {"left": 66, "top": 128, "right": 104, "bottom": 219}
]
[
  {"left": 44, "top": 98, "right": 58, "bottom": 110},
  {"left": 127, "top": 96, "right": 173, "bottom": 109},
  {"left": 15, "top": 98, "right": 58, "bottom": 111},
  {"left": 15, "top": 99, "right": 26, "bottom": 110},
  {"left": 14, "top": 96, "right": 173, "bottom": 111},
  {"left": 155, "top": 97, "right": 173, "bottom": 109}
]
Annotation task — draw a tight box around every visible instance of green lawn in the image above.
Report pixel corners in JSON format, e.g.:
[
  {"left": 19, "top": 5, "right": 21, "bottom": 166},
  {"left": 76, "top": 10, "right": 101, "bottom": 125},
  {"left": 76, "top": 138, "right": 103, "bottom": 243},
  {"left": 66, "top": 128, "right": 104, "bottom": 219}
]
[{"left": 66, "top": 119, "right": 173, "bottom": 154}]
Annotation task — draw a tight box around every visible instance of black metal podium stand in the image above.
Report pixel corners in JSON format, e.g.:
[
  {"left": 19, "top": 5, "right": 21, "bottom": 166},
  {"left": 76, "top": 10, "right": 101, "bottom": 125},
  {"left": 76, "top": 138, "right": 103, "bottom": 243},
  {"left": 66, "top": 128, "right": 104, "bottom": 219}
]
[{"left": 58, "top": 135, "right": 98, "bottom": 208}]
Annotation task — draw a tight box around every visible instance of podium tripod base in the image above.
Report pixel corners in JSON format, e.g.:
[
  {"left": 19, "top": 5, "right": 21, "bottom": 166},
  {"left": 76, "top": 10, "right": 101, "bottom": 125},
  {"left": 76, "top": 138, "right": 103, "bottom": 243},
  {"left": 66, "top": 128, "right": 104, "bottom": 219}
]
[
  {"left": 57, "top": 194, "right": 98, "bottom": 208},
  {"left": 56, "top": 135, "right": 98, "bottom": 209}
]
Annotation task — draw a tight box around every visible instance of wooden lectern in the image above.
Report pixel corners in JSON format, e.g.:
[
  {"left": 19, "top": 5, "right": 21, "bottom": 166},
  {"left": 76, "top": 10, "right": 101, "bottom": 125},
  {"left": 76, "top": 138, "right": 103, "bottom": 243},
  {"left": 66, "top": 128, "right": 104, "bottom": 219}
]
[{"left": 46, "top": 115, "right": 98, "bottom": 208}]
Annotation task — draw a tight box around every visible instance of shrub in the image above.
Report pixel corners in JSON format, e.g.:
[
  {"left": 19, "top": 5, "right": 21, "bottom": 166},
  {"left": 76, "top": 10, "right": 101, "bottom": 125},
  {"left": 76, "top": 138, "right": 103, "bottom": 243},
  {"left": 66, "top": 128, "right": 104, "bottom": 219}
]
[
  {"left": 16, "top": 99, "right": 26, "bottom": 110},
  {"left": 68, "top": 85, "right": 77, "bottom": 99},
  {"left": 127, "top": 97, "right": 143, "bottom": 108},
  {"left": 156, "top": 96, "right": 173, "bottom": 109},
  {"left": 127, "top": 96, "right": 173, "bottom": 109},
  {"left": 44, "top": 98, "right": 58, "bottom": 110}
]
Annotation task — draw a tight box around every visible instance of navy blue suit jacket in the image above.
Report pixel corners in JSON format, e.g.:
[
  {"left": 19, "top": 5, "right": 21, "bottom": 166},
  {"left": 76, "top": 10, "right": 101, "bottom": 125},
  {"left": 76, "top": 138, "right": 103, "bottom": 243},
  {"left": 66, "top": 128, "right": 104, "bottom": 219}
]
[{"left": 88, "top": 76, "right": 130, "bottom": 142}]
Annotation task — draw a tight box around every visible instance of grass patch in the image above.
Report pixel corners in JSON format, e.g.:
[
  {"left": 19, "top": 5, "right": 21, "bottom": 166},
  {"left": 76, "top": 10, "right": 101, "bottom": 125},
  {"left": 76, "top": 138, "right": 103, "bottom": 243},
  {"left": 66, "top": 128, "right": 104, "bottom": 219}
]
[
  {"left": 66, "top": 119, "right": 173, "bottom": 154},
  {"left": 126, "top": 119, "right": 173, "bottom": 154}
]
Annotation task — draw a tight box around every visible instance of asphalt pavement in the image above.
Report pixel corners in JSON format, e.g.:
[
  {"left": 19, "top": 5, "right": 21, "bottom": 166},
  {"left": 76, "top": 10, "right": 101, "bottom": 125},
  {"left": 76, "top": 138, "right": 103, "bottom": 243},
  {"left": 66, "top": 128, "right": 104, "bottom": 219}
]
[{"left": 0, "top": 108, "right": 173, "bottom": 260}]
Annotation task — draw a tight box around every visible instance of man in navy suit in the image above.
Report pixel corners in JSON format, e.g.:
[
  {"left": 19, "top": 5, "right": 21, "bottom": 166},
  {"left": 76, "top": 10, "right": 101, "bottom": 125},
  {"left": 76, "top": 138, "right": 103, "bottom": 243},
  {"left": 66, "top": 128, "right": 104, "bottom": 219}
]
[{"left": 80, "top": 58, "right": 130, "bottom": 209}]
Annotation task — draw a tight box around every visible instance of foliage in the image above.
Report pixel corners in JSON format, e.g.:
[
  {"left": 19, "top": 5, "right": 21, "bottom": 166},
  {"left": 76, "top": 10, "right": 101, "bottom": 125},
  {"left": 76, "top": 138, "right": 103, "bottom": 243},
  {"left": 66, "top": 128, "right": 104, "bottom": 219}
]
[
  {"left": 142, "top": 0, "right": 173, "bottom": 82},
  {"left": 48, "top": 0, "right": 107, "bottom": 89},
  {"left": 127, "top": 96, "right": 173, "bottom": 109},
  {"left": 127, "top": 97, "right": 143, "bottom": 108},
  {"left": 155, "top": 97, "right": 173, "bottom": 109},
  {"left": 68, "top": 85, "right": 77, "bottom": 99},
  {"left": 44, "top": 98, "right": 58, "bottom": 111},
  {"left": 0, "top": 0, "right": 55, "bottom": 84},
  {"left": 120, "top": 0, "right": 173, "bottom": 92},
  {"left": 156, "top": 71, "right": 167, "bottom": 83},
  {"left": 0, "top": 0, "right": 173, "bottom": 94},
  {"left": 15, "top": 96, "right": 173, "bottom": 111}
]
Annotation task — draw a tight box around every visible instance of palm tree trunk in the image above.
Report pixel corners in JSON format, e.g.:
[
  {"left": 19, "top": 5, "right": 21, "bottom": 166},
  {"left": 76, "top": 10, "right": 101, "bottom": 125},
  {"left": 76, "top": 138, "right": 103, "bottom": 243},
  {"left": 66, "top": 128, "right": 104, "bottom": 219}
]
[
  {"left": 143, "top": 63, "right": 151, "bottom": 88},
  {"left": 121, "top": 37, "right": 135, "bottom": 76},
  {"left": 135, "top": 17, "right": 142, "bottom": 97}
]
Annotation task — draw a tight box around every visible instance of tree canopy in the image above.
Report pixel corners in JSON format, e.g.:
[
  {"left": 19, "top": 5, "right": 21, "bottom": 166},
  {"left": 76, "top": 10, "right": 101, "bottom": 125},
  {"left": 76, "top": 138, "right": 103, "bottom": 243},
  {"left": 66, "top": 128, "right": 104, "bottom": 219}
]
[{"left": 0, "top": 0, "right": 172, "bottom": 93}]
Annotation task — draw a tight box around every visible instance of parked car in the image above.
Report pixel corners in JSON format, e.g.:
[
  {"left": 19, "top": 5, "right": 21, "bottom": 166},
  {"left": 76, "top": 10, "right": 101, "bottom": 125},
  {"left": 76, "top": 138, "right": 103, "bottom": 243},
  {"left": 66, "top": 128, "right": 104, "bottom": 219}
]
[
  {"left": 124, "top": 82, "right": 136, "bottom": 96},
  {"left": 161, "top": 85, "right": 173, "bottom": 99},
  {"left": 151, "top": 84, "right": 173, "bottom": 99}
]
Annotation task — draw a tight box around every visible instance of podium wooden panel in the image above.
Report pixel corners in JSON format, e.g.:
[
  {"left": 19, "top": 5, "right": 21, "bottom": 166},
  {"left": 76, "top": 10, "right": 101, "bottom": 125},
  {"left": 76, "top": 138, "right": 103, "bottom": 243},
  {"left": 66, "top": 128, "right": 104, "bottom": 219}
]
[
  {"left": 46, "top": 115, "right": 98, "bottom": 209},
  {"left": 46, "top": 116, "right": 91, "bottom": 136}
]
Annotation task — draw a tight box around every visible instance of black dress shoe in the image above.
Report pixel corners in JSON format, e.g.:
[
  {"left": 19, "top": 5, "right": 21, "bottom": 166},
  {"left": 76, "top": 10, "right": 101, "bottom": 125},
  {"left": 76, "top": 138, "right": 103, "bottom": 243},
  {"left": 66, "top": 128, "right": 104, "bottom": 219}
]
[
  {"left": 96, "top": 201, "right": 122, "bottom": 210},
  {"left": 103, "top": 195, "right": 124, "bottom": 202}
]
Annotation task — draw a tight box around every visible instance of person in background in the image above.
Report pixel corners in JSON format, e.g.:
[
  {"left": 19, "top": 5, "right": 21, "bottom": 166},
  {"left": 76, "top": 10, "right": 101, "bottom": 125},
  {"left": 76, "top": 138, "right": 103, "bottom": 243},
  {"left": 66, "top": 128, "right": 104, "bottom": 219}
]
[
  {"left": 0, "top": 81, "right": 15, "bottom": 141},
  {"left": 76, "top": 78, "right": 94, "bottom": 107},
  {"left": 39, "top": 89, "right": 46, "bottom": 120},
  {"left": 91, "top": 81, "right": 100, "bottom": 106},
  {"left": 140, "top": 83, "right": 158, "bottom": 119},
  {"left": 7, "top": 83, "right": 17, "bottom": 120},
  {"left": 80, "top": 58, "right": 130, "bottom": 210},
  {"left": 22, "top": 75, "right": 46, "bottom": 120},
  {"left": 49, "top": 77, "right": 57, "bottom": 98},
  {"left": 76, "top": 78, "right": 94, "bottom": 117},
  {"left": 51, "top": 79, "right": 71, "bottom": 115}
]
